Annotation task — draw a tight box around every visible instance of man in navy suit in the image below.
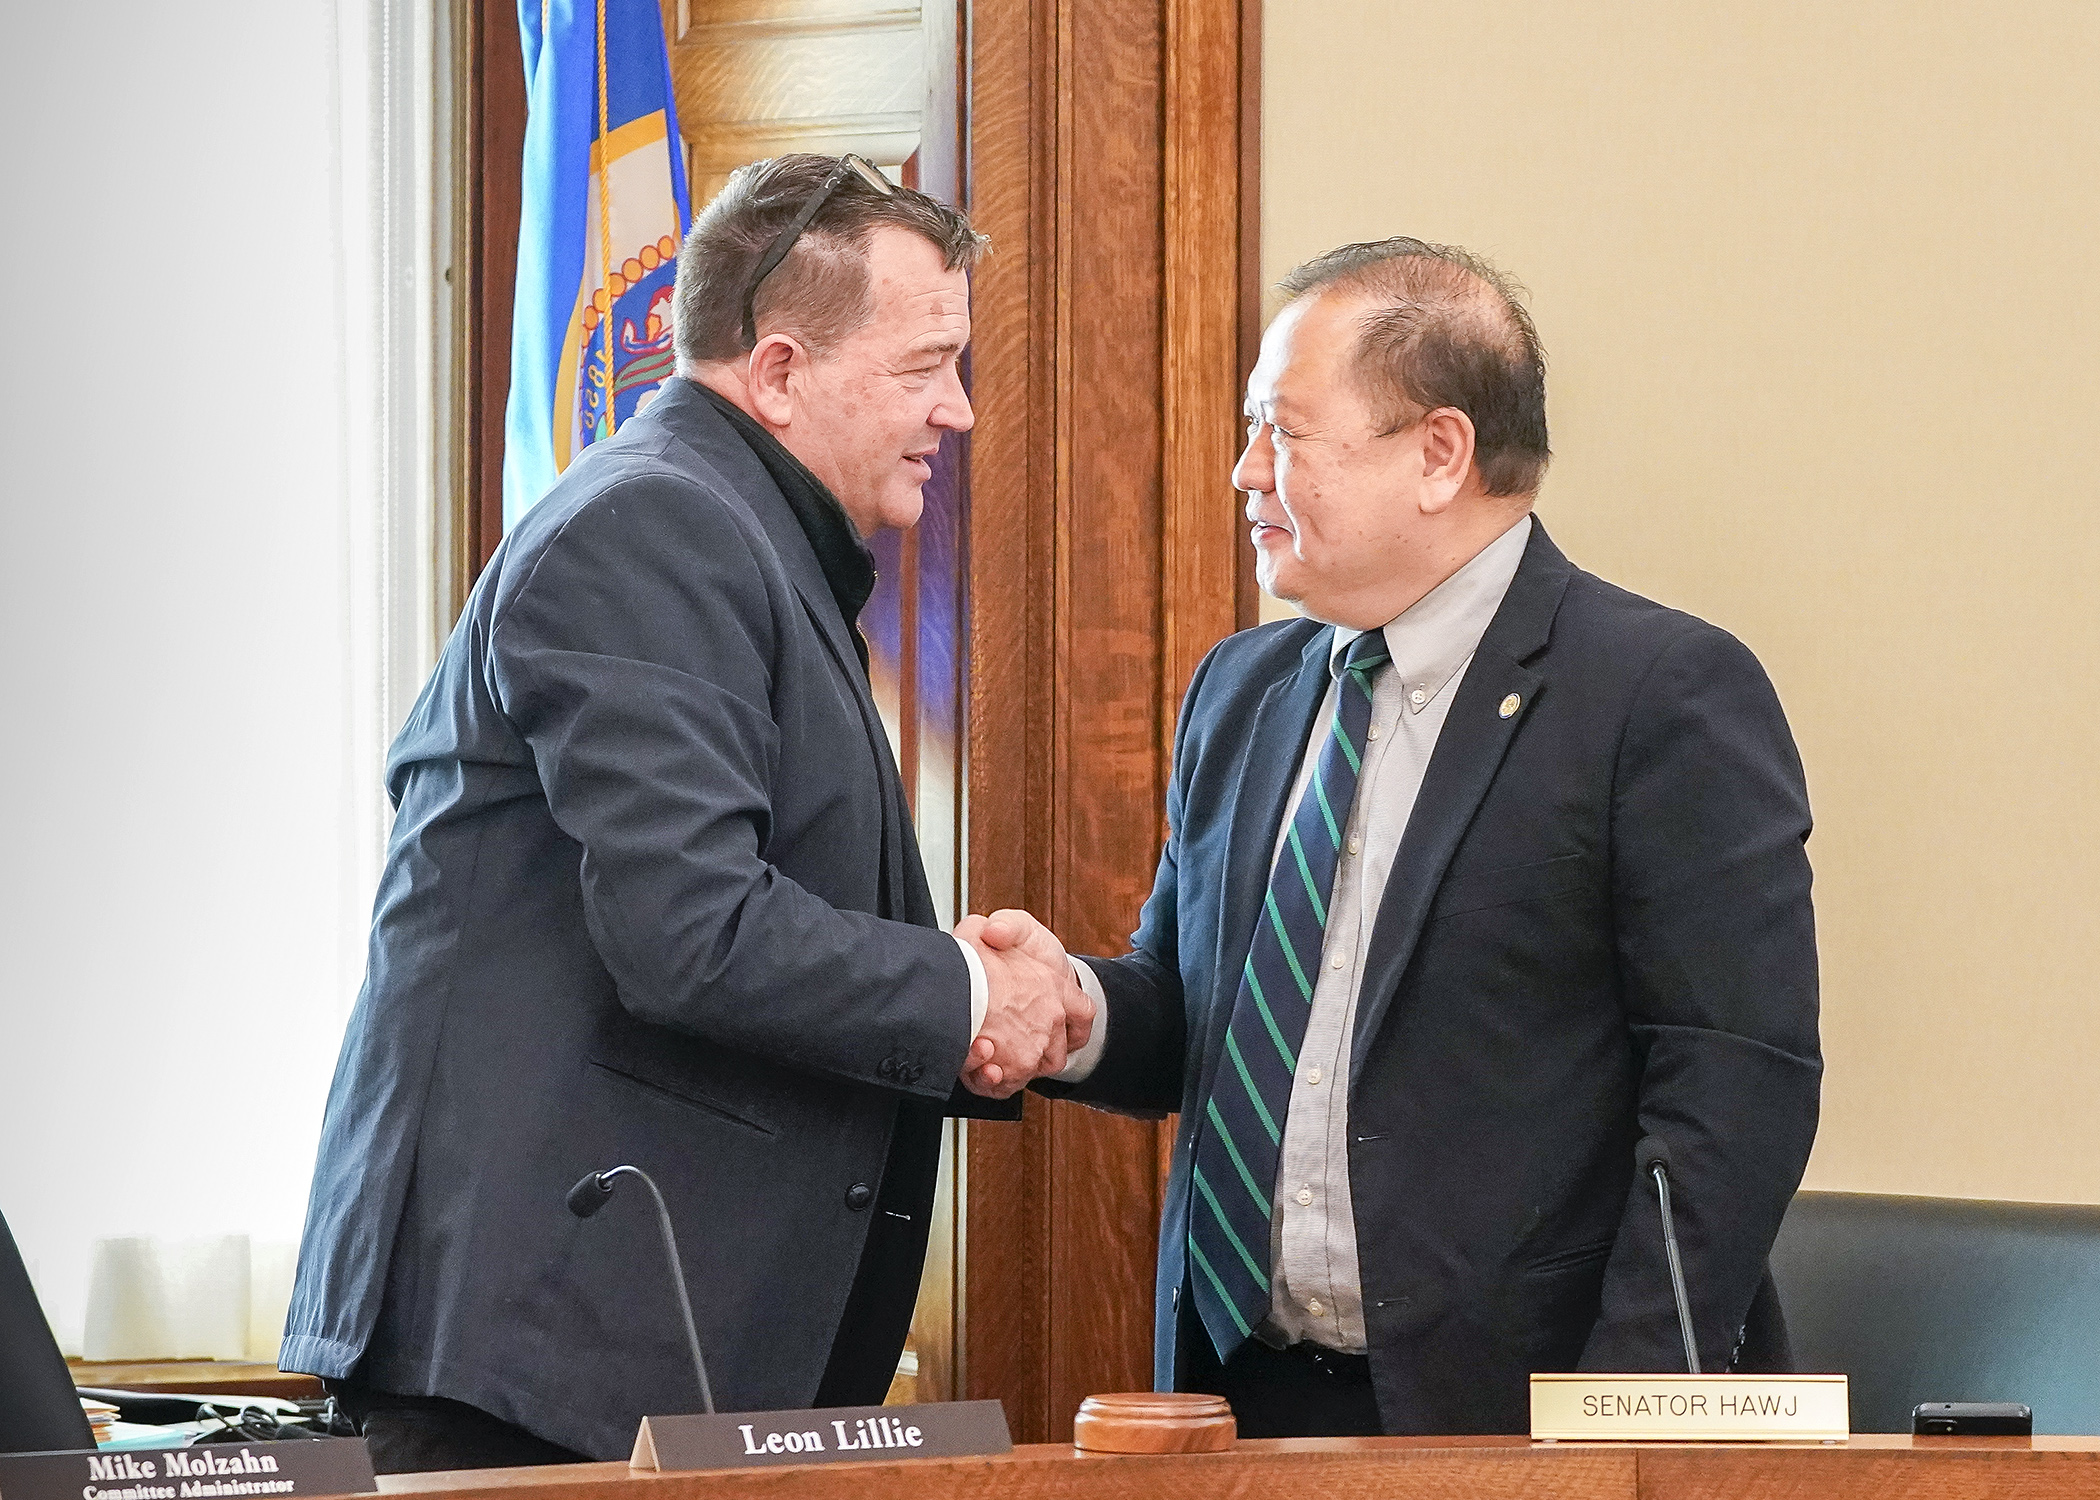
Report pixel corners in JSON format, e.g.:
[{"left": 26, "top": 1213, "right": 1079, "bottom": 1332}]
[
  {"left": 968, "top": 238, "right": 1821, "bottom": 1436},
  {"left": 284, "top": 157, "right": 1087, "bottom": 1471}
]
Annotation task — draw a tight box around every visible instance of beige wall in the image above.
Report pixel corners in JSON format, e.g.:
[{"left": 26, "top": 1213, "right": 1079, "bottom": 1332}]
[{"left": 1261, "top": 1, "right": 2100, "bottom": 1202}]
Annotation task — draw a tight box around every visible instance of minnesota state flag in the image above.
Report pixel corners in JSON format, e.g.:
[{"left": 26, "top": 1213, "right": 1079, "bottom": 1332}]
[{"left": 504, "top": 0, "right": 691, "bottom": 527}]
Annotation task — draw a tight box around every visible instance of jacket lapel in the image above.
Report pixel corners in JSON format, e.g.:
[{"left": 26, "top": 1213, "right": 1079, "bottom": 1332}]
[
  {"left": 798, "top": 591, "right": 919, "bottom": 924},
  {"left": 645, "top": 381, "right": 924, "bottom": 925},
  {"left": 1347, "top": 522, "right": 1575, "bottom": 1085},
  {"left": 646, "top": 380, "right": 876, "bottom": 691},
  {"left": 1198, "top": 628, "right": 1336, "bottom": 1098}
]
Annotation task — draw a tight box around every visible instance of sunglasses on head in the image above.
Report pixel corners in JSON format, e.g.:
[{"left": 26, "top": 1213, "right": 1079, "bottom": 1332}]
[{"left": 740, "top": 154, "right": 897, "bottom": 348}]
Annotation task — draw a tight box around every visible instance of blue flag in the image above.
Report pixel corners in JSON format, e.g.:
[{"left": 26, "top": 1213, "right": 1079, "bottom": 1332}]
[{"left": 504, "top": 0, "right": 691, "bottom": 528}]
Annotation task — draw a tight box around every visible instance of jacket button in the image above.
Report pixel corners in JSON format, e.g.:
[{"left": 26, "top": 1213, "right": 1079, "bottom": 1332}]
[{"left": 845, "top": 1183, "right": 875, "bottom": 1211}]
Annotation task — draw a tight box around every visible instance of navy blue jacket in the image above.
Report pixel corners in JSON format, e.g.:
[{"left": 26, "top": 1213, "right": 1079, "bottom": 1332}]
[
  {"left": 1052, "top": 521, "right": 1822, "bottom": 1432},
  {"left": 282, "top": 379, "right": 982, "bottom": 1457}
]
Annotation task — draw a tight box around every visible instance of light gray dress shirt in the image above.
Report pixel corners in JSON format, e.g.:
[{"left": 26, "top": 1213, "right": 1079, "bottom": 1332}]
[{"left": 1059, "top": 514, "right": 1533, "bottom": 1352}]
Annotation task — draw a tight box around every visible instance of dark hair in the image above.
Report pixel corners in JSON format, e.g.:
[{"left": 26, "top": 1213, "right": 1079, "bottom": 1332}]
[
  {"left": 672, "top": 154, "right": 986, "bottom": 366},
  {"left": 1277, "top": 238, "right": 1550, "bottom": 497}
]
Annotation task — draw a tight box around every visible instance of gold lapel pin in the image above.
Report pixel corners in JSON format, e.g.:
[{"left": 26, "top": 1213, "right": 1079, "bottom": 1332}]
[{"left": 1499, "top": 693, "right": 1522, "bottom": 719}]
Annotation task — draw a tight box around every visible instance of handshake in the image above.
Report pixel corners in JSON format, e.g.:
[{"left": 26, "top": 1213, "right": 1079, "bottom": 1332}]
[{"left": 954, "top": 910, "right": 1093, "bottom": 1099}]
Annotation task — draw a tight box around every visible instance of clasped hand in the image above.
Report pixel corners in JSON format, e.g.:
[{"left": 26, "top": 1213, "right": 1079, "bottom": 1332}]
[{"left": 954, "top": 909, "right": 1092, "bottom": 1099}]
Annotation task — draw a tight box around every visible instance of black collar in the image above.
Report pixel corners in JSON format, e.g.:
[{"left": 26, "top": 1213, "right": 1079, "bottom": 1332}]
[{"left": 692, "top": 382, "right": 878, "bottom": 642}]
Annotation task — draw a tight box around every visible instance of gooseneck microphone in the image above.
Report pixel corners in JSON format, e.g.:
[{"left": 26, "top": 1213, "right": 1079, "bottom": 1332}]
[
  {"left": 567, "top": 1164, "right": 716, "bottom": 1414},
  {"left": 1635, "top": 1136, "right": 1700, "bottom": 1374}
]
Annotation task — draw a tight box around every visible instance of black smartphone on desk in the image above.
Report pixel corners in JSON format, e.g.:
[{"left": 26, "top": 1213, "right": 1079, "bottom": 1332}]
[{"left": 1914, "top": 1402, "right": 2033, "bottom": 1436}]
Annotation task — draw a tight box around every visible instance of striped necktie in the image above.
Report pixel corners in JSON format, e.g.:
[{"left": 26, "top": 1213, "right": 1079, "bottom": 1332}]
[{"left": 1186, "top": 628, "right": 1389, "bottom": 1360}]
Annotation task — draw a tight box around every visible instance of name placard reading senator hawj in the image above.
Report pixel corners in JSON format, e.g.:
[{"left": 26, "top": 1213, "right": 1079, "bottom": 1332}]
[
  {"left": 631, "top": 1401, "right": 1011, "bottom": 1472},
  {"left": 1530, "top": 1373, "right": 1849, "bottom": 1442},
  {"left": 0, "top": 1440, "right": 375, "bottom": 1500}
]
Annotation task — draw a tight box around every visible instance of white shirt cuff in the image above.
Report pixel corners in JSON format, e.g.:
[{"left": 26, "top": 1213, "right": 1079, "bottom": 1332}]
[
  {"left": 954, "top": 934, "right": 989, "bottom": 1041},
  {"left": 1051, "top": 957, "right": 1110, "bottom": 1082}
]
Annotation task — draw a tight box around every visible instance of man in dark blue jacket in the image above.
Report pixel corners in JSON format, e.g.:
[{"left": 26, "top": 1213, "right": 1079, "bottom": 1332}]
[
  {"left": 973, "top": 238, "right": 1821, "bottom": 1436},
  {"left": 283, "top": 156, "right": 1086, "bottom": 1471}
]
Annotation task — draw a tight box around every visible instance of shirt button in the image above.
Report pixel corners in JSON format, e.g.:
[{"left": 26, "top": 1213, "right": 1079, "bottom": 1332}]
[
  {"left": 1330, "top": 954, "right": 1345, "bottom": 969},
  {"left": 1296, "top": 1187, "right": 1314, "bottom": 1207},
  {"left": 1366, "top": 724, "right": 1381, "bottom": 741},
  {"left": 1410, "top": 688, "right": 1427, "bottom": 706},
  {"left": 1308, "top": 1298, "right": 1325, "bottom": 1317},
  {"left": 1347, "top": 835, "right": 1361, "bottom": 856},
  {"left": 1305, "top": 1067, "right": 1322, "bottom": 1085}
]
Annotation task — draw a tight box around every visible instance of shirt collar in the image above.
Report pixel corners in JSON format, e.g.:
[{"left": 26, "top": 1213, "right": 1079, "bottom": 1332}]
[
  {"left": 692, "top": 381, "right": 878, "bottom": 635},
  {"left": 1328, "top": 513, "right": 1533, "bottom": 714}
]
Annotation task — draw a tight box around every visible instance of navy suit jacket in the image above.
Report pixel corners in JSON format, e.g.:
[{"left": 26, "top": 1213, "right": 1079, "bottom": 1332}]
[
  {"left": 283, "top": 380, "right": 992, "bottom": 1457},
  {"left": 1051, "top": 521, "right": 1821, "bottom": 1433}
]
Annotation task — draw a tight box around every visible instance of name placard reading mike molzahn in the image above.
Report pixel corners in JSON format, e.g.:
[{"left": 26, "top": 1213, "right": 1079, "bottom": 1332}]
[
  {"left": 0, "top": 1440, "right": 376, "bottom": 1500},
  {"left": 632, "top": 1401, "right": 1011, "bottom": 1471}
]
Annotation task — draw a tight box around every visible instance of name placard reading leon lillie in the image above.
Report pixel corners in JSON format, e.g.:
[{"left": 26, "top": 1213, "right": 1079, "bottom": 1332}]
[
  {"left": 631, "top": 1401, "right": 1011, "bottom": 1472},
  {"left": 0, "top": 1440, "right": 376, "bottom": 1500},
  {"left": 1530, "top": 1373, "right": 1849, "bottom": 1442}
]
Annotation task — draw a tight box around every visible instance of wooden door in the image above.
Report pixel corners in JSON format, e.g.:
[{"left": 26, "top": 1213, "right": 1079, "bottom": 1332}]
[{"left": 956, "top": 0, "right": 1258, "bottom": 1442}]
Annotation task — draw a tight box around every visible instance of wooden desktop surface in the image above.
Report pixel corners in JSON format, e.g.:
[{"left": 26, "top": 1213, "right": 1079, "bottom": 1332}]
[
  {"left": 375, "top": 1433, "right": 2100, "bottom": 1500},
  {"left": 67, "top": 1360, "right": 325, "bottom": 1400}
]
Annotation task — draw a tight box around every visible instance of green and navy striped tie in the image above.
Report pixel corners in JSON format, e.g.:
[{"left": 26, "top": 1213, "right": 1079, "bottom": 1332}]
[{"left": 1186, "top": 629, "right": 1388, "bottom": 1360}]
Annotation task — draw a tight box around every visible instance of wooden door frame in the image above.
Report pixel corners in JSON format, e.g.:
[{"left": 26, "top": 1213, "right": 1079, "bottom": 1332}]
[
  {"left": 459, "top": 0, "right": 524, "bottom": 587},
  {"left": 959, "top": 0, "right": 1260, "bottom": 1443},
  {"left": 459, "top": 0, "right": 1263, "bottom": 1443}
]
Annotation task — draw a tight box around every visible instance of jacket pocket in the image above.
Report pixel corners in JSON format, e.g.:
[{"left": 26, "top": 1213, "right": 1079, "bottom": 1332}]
[
  {"left": 1427, "top": 853, "right": 1587, "bottom": 923},
  {"left": 1507, "top": 1243, "right": 1612, "bottom": 1374},
  {"left": 1523, "top": 1238, "right": 1614, "bottom": 1276},
  {"left": 589, "top": 1059, "right": 777, "bottom": 1137},
  {"left": 587, "top": 1005, "right": 785, "bottom": 1138}
]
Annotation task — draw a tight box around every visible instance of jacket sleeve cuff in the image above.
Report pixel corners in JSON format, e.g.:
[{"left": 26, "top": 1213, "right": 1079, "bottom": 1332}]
[{"left": 1049, "top": 957, "right": 1109, "bottom": 1082}]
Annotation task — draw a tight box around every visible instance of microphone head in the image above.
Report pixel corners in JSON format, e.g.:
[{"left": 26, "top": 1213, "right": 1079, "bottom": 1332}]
[
  {"left": 566, "top": 1171, "right": 616, "bottom": 1219},
  {"left": 1635, "top": 1136, "right": 1673, "bottom": 1179}
]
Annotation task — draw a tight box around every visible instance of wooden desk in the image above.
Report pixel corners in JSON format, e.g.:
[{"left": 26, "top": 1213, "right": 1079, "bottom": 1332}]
[
  {"left": 67, "top": 1360, "right": 324, "bottom": 1400},
  {"left": 375, "top": 1433, "right": 2100, "bottom": 1500}
]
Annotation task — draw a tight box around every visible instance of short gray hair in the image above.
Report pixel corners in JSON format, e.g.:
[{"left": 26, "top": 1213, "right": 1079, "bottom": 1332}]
[
  {"left": 1279, "top": 238, "right": 1550, "bottom": 497},
  {"left": 672, "top": 154, "right": 986, "bottom": 366}
]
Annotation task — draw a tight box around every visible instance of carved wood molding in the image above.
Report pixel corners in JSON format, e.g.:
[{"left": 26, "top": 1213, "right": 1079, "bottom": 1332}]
[
  {"left": 1161, "top": 0, "right": 1247, "bottom": 766},
  {"left": 666, "top": 0, "right": 930, "bottom": 199},
  {"left": 679, "top": 1, "right": 922, "bottom": 44}
]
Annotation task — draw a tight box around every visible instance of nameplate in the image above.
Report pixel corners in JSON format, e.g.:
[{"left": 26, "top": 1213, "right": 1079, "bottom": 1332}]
[
  {"left": 0, "top": 1440, "right": 376, "bottom": 1500},
  {"left": 631, "top": 1401, "right": 1011, "bottom": 1471},
  {"left": 1530, "top": 1373, "right": 1848, "bottom": 1442}
]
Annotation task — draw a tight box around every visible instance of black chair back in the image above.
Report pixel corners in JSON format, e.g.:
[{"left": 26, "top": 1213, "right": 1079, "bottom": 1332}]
[
  {"left": 0, "top": 1209, "right": 95, "bottom": 1453},
  {"left": 1770, "top": 1191, "right": 2100, "bottom": 1434}
]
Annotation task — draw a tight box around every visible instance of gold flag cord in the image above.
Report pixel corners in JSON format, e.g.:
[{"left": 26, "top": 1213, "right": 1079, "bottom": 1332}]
[{"left": 595, "top": 0, "right": 618, "bottom": 437}]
